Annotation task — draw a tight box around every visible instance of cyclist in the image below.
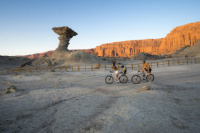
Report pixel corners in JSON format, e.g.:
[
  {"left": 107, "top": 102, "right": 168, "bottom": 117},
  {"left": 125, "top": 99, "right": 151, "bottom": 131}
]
[
  {"left": 121, "top": 65, "right": 127, "bottom": 75},
  {"left": 112, "top": 62, "right": 119, "bottom": 83},
  {"left": 139, "top": 59, "right": 152, "bottom": 81}
]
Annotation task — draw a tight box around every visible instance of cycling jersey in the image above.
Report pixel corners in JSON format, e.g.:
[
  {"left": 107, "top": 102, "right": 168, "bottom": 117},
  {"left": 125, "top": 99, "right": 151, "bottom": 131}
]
[
  {"left": 123, "top": 68, "right": 127, "bottom": 74},
  {"left": 143, "top": 62, "right": 151, "bottom": 70}
]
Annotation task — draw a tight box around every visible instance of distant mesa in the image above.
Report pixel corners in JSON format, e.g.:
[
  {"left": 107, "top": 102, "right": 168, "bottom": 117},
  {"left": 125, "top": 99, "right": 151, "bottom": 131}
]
[{"left": 51, "top": 26, "right": 78, "bottom": 59}]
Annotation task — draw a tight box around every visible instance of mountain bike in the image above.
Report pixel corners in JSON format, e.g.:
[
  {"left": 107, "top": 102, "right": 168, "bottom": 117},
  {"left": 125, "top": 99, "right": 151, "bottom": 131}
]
[
  {"left": 105, "top": 71, "right": 128, "bottom": 84},
  {"left": 131, "top": 70, "right": 154, "bottom": 84}
]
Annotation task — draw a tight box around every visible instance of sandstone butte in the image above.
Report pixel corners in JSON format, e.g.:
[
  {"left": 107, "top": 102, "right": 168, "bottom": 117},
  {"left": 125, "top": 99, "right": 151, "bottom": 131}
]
[{"left": 22, "top": 21, "right": 200, "bottom": 59}]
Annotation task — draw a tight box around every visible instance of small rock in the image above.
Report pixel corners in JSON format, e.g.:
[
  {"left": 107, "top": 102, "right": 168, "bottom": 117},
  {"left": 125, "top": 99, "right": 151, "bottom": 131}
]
[
  {"left": 51, "top": 70, "right": 55, "bottom": 72},
  {"left": 140, "top": 85, "right": 150, "bottom": 91},
  {"left": 4, "top": 85, "right": 17, "bottom": 93}
]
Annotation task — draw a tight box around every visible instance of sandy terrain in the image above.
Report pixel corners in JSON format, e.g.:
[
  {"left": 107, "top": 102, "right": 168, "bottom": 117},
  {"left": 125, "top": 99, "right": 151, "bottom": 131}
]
[{"left": 0, "top": 64, "right": 200, "bottom": 133}]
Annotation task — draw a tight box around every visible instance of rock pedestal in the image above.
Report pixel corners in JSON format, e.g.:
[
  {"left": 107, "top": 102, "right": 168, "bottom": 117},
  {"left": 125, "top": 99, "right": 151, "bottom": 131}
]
[{"left": 52, "top": 26, "right": 77, "bottom": 59}]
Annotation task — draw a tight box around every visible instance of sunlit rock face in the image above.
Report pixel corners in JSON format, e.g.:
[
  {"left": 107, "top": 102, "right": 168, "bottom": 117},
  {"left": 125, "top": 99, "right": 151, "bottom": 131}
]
[
  {"left": 93, "top": 39, "right": 163, "bottom": 57},
  {"left": 159, "top": 22, "right": 200, "bottom": 55},
  {"left": 92, "top": 21, "right": 200, "bottom": 57}
]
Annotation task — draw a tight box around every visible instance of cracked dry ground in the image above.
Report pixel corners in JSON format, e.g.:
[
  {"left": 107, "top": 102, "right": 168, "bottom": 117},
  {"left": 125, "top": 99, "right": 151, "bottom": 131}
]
[{"left": 0, "top": 64, "right": 200, "bottom": 133}]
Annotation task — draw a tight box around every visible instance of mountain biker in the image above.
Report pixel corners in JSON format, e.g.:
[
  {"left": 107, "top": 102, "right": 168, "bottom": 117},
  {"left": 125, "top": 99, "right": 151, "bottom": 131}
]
[
  {"left": 112, "top": 62, "right": 119, "bottom": 83},
  {"left": 121, "top": 65, "right": 127, "bottom": 75},
  {"left": 139, "top": 59, "right": 152, "bottom": 81}
]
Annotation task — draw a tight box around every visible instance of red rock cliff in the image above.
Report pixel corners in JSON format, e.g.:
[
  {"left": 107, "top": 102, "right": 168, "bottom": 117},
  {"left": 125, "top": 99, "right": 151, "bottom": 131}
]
[
  {"left": 93, "top": 39, "right": 163, "bottom": 57},
  {"left": 159, "top": 22, "right": 200, "bottom": 55}
]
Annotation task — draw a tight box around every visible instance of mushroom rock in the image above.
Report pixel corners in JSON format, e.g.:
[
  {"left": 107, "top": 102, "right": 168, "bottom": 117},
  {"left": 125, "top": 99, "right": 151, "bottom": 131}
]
[{"left": 52, "top": 26, "right": 78, "bottom": 58}]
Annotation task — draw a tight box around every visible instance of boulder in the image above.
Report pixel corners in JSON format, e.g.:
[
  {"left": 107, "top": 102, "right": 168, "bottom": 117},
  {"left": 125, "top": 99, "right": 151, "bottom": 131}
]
[
  {"left": 140, "top": 85, "right": 150, "bottom": 91},
  {"left": 4, "top": 85, "right": 17, "bottom": 93}
]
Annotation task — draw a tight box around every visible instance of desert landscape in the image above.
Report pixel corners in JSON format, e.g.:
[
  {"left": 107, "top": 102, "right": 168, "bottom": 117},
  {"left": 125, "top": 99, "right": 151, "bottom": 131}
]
[
  {"left": 1, "top": 0, "right": 200, "bottom": 132},
  {"left": 0, "top": 23, "right": 200, "bottom": 133},
  {"left": 1, "top": 63, "right": 200, "bottom": 133}
]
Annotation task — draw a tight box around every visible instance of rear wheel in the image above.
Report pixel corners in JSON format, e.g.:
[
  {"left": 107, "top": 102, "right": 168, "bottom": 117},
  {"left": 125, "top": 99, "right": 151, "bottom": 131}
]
[
  {"left": 146, "top": 74, "right": 154, "bottom": 82},
  {"left": 119, "top": 75, "right": 128, "bottom": 84},
  {"left": 105, "top": 75, "right": 114, "bottom": 84},
  {"left": 131, "top": 75, "right": 141, "bottom": 84}
]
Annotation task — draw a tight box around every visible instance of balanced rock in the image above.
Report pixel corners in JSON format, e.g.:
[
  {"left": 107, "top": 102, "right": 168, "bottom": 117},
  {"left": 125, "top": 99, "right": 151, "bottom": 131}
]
[
  {"left": 52, "top": 26, "right": 78, "bottom": 59},
  {"left": 140, "top": 85, "right": 150, "bottom": 91},
  {"left": 4, "top": 85, "right": 17, "bottom": 93}
]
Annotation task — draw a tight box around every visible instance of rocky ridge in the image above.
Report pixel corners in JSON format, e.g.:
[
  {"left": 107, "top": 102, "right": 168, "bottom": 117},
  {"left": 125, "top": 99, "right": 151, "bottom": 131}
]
[{"left": 20, "top": 21, "right": 200, "bottom": 59}]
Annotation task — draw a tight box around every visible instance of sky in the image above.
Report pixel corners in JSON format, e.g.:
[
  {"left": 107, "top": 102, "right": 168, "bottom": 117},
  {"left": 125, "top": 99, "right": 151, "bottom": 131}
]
[{"left": 0, "top": 0, "right": 200, "bottom": 56}]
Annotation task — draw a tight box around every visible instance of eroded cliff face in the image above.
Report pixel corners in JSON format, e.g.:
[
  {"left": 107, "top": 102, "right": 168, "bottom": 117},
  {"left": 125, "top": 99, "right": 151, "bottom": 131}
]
[
  {"left": 21, "top": 21, "right": 200, "bottom": 59},
  {"left": 159, "top": 22, "right": 200, "bottom": 55},
  {"left": 93, "top": 21, "right": 200, "bottom": 57},
  {"left": 93, "top": 39, "right": 163, "bottom": 57}
]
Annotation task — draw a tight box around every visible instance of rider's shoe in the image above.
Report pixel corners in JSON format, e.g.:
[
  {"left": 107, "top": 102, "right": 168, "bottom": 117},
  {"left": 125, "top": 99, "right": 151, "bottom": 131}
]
[{"left": 116, "top": 80, "right": 119, "bottom": 83}]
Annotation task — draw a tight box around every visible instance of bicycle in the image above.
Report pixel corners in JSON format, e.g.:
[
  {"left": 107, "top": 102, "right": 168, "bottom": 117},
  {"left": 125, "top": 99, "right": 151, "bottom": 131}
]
[
  {"left": 131, "top": 70, "right": 154, "bottom": 84},
  {"left": 105, "top": 71, "right": 128, "bottom": 84}
]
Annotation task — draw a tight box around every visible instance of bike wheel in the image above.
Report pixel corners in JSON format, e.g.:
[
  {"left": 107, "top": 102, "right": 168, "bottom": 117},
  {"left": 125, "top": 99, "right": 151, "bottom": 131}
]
[
  {"left": 119, "top": 75, "right": 128, "bottom": 84},
  {"left": 146, "top": 74, "right": 154, "bottom": 82},
  {"left": 105, "top": 75, "right": 114, "bottom": 84},
  {"left": 131, "top": 75, "right": 141, "bottom": 84}
]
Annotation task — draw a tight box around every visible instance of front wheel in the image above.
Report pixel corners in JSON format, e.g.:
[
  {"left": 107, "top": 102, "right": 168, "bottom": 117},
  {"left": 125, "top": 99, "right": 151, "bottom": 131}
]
[
  {"left": 131, "top": 75, "right": 141, "bottom": 84},
  {"left": 119, "top": 75, "right": 128, "bottom": 84},
  {"left": 105, "top": 75, "right": 114, "bottom": 84},
  {"left": 146, "top": 74, "right": 154, "bottom": 82}
]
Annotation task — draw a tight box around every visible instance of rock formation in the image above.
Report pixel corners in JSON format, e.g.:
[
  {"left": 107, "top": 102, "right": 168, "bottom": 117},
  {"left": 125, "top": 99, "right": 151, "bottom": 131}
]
[
  {"left": 21, "top": 21, "right": 200, "bottom": 59},
  {"left": 4, "top": 85, "right": 17, "bottom": 94},
  {"left": 52, "top": 26, "right": 78, "bottom": 58},
  {"left": 93, "top": 39, "right": 163, "bottom": 57},
  {"left": 159, "top": 22, "right": 200, "bottom": 55},
  {"left": 140, "top": 85, "right": 150, "bottom": 91}
]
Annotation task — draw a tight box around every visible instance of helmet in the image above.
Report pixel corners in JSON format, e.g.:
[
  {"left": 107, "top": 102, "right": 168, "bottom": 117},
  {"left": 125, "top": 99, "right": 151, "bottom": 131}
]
[{"left": 142, "top": 59, "right": 146, "bottom": 62}]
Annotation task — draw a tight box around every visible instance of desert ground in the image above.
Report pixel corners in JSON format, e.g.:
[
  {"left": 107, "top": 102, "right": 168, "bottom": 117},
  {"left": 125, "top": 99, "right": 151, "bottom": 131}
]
[{"left": 0, "top": 63, "right": 200, "bottom": 133}]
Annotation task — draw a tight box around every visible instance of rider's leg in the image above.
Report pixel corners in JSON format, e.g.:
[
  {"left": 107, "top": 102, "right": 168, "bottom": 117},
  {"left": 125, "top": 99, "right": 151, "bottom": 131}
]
[
  {"left": 141, "top": 68, "right": 146, "bottom": 79},
  {"left": 148, "top": 72, "right": 151, "bottom": 81},
  {"left": 141, "top": 68, "right": 145, "bottom": 75},
  {"left": 115, "top": 74, "right": 119, "bottom": 81}
]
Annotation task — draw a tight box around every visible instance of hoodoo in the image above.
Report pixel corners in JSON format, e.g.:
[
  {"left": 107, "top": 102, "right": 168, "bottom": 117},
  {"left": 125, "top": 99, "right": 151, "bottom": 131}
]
[{"left": 51, "top": 26, "right": 78, "bottom": 59}]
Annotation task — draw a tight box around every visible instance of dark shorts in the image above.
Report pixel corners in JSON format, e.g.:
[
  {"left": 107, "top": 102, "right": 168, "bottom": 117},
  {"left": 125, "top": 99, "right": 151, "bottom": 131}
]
[{"left": 145, "top": 68, "right": 152, "bottom": 73}]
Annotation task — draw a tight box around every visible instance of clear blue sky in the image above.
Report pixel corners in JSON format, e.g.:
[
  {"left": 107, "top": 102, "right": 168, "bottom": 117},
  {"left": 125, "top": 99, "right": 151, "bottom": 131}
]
[{"left": 0, "top": 0, "right": 200, "bottom": 56}]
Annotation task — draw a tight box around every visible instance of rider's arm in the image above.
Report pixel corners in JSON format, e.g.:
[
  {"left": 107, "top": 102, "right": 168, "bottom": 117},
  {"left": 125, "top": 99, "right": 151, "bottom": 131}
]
[
  {"left": 140, "top": 65, "right": 143, "bottom": 70},
  {"left": 147, "top": 64, "right": 150, "bottom": 73}
]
